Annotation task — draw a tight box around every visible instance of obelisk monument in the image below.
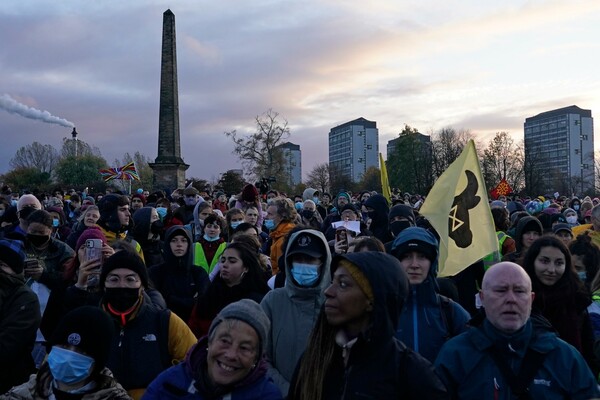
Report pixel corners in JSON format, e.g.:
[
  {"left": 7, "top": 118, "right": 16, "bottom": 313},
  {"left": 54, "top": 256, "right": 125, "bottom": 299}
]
[{"left": 149, "top": 9, "right": 189, "bottom": 190}]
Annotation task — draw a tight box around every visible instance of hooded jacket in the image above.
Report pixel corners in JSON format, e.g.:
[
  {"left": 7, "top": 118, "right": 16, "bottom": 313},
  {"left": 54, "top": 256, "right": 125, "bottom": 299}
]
[
  {"left": 502, "top": 216, "right": 542, "bottom": 263},
  {"left": 301, "top": 252, "right": 448, "bottom": 399},
  {"left": 142, "top": 337, "right": 282, "bottom": 400},
  {"left": 301, "top": 188, "right": 318, "bottom": 202},
  {"left": 392, "top": 227, "right": 470, "bottom": 362},
  {"left": 149, "top": 226, "right": 210, "bottom": 322},
  {"left": 435, "top": 315, "right": 600, "bottom": 400},
  {"left": 130, "top": 207, "right": 164, "bottom": 268},
  {"left": 363, "top": 194, "right": 392, "bottom": 243},
  {"left": 260, "top": 229, "right": 331, "bottom": 396}
]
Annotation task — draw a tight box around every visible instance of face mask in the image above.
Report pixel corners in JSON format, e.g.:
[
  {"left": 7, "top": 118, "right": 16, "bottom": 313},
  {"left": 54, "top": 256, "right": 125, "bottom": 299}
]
[
  {"left": 53, "top": 218, "right": 60, "bottom": 228},
  {"left": 104, "top": 287, "right": 140, "bottom": 312},
  {"left": 27, "top": 233, "right": 50, "bottom": 247},
  {"left": 313, "top": 197, "right": 319, "bottom": 205},
  {"left": 301, "top": 210, "right": 314, "bottom": 219},
  {"left": 230, "top": 221, "right": 241, "bottom": 229},
  {"left": 390, "top": 220, "right": 412, "bottom": 237},
  {"left": 19, "top": 207, "right": 35, "bottom": 220},
  {"left": 578, "top": 271, "right": 587, "bottom": 281},
  {"left": 47, "top": 347, "right": 94, "bottom": 385},
  {"left": 11, "top": 200, "right": 18, "bottom": 207},
  {"left": 574, "top": 205, "right": 580, "bottom": 211},
  {"left": 267, "top": 199, "right": 274, "bottom": 205},
  {"left": 291, "top": 263, "right": 320, "bottom": 286},
  {"left": 295, "top": 202, "right": 303, "bottom": 211},
  {"left": 203, "top": 233, "right": 220, "bottom": 242},
  {"left": 184, "top": 196, "right": 197, "bottom": 206},
  {"left": 156, "top": 207, "right": 167, "bottom": 220},
  {"left": 264, "top": 219, "right": 275, "bottom": 231},
  {"left": 566, "top": 215, "right": 578, "bottom": 224},
  {"left": 150, "top": 220, "right": 164, "bottom": 235}
]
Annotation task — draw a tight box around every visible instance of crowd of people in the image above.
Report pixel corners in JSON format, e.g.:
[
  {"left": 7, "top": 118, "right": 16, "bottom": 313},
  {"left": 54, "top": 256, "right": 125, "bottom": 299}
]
[{"left": 0, "top": 182, "right": 599, "bottom": 399}]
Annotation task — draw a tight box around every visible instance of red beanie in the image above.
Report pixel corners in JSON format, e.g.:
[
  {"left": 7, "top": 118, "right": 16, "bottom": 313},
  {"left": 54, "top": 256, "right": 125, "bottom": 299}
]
[{"left": 241, "top": 184, "right": 258, "bottom": 202}]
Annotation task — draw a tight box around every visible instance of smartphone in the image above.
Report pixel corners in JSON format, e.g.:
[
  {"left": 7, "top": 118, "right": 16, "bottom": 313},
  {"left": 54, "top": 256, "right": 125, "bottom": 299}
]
[
  {"left": 23, "top": 258, "right": 39, "bottom": 277},
  {"left": 85, "top": 239, "right": 103, "bottom": 262},
  {"left": 335, "top": 228, "right": 348, "bottom": 252}
]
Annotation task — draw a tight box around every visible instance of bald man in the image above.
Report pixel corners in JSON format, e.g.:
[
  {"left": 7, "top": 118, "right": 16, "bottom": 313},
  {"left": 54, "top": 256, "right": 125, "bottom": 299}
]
[
  {"left": 435, "top": 262, "right": 599, "bottom": 400},
  {"left": 0, "top": 194, "right": 42, "bottom": 240}
]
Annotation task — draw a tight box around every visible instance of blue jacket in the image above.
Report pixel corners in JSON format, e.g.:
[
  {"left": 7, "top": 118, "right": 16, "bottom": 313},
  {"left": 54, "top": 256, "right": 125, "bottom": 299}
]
[
  {"left": 435, "top": 317, "right": 600, "bottom": 400},
  {"left": 393, "top": 227, "right": 471, "bottom": 362},
  {"left": 142, "top": 337, "right": 282, "bottom": 400}
]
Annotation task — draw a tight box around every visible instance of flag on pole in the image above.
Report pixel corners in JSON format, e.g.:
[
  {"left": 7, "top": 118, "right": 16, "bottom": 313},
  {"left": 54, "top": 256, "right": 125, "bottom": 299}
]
[
  {"left": 490, "top": 178, "right": 513, "bottom": 199},
  {"left": 419, "top": 140, "right": 498, "bottom": 277},
  {"left": 379, "top": 153, "right": 392, "bottom": 203},
  {"left": 99, "top": 162, "right": 140, "bottom": 182}
]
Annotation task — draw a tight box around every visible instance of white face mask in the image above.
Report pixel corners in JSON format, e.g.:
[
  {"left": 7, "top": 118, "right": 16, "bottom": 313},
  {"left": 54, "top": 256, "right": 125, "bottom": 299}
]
[{"left": 566, "top": 215, "right": 578, "bottom": 224}]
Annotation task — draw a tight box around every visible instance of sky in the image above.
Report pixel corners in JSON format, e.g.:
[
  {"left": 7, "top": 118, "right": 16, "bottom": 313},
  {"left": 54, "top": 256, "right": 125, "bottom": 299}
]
[{"left": 2, "top": 0, "right": 600, "bottom": 184}]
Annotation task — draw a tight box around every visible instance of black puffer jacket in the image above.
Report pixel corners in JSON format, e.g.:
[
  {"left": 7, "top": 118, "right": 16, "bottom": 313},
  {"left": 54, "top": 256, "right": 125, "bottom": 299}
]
[{"left": 295, "top": 252, "right": 449, "bottom": 399}]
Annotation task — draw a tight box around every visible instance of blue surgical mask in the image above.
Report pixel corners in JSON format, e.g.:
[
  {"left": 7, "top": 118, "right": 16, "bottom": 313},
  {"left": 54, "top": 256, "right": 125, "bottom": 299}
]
[
  {"left": 47, "top": 347, "right": 94, "bottom": 385},
  {"left": 574, "top": 205, "right": 580, "bottom": 211},
  {"left": 313, "top": 197, "right": 320, "bottom": 205},
  {"left": 295, "top": 202, "right": 303, "bottom": 210},
  {"left": 53, "top": 218, "right": 60, "bottom": 228},
  {"left": 578, "top": 271, "right": 587, "bottom": 281},
  {"left": 156, "top": 207, "right": 168, "bottom": 220},
  {"left": 230, "top": 221, "right": 241, "bottom": 229},
  {"left": 264, "top": 219, "right": 275, "bottom": 231},
  {"left": 566, "top": 215, "right": 578, "bottom": 225},
  {"left": 291, "top": 263, "right": 320, "bottom": 286},
  {"left": 11, "top": 200, "right": 17, "bottom": 207},
  {"left": 203, "top": 233, "right": 220, "bottom": 242}
]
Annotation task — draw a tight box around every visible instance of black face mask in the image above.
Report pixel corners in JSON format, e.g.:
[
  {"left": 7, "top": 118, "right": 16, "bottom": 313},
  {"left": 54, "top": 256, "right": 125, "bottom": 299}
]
[
  {"left": 27, "top": 233, "right": 50, "bottom": 248},
  {"left": 150, "top": 220, "right": 164, "bottom": 235},
  {"left": 301, "top": 210, "right": 314, "bottom": 219},
  {"left": 104, "top": 287, "right": 141, "bottom": 312},
  {"left": 19, "top": 207, "right": 36, "bottom": 220},
  {"left": 390, "top": 220, "right": 412, "bottom": 237}
]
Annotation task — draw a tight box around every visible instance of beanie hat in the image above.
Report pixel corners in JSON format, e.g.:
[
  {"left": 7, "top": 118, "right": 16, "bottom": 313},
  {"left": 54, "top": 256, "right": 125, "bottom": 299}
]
[
  {"left": 336, "top": 259, "right": 374, "bottom": 303},
  {"left": 208, "top": 299, "right": 270, "bottom": 355},
  {"left": 392, "top": 237, "right": 437, "bottom": 265},
  {"left": 0, "top": 239, "right": 26, "bottom": 274},
  {"left": 241, "top": 184, "right": 259, "bottom": 202},
  {"left": 490, "top": 200, "right": 505, "bottom": 208},
  {"left": 563, "top": 207, "right": 577, "bottom": 218},
  {"left": 340, "top": 203, "right": 360, "bottom": 217},
  {"left": 50, "top": 306, "right": 115, "bottom": 371},
  {"left": 75, "top": 226, "right": 108, "bottom": 252},
  {"left": 98, "top": 194, "right": 129, "bottom": 233},
  {"left": 388, "top": 204, "right": 415, "bottom": 224},
  {"left": 131, "top": 193, "right": 147, "bottom": 205},
  {"left": 100, "top": 250, "right": 148, "bottom": 289}
]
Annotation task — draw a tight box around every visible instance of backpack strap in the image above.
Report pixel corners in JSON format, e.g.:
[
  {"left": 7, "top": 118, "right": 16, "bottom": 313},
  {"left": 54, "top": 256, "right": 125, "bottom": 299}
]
[
  {"left": 438, "top": 295, "right": 455, "bottom": 339},
  {"left": 486, "top": 345, "right": 547, "bottom": 400}
]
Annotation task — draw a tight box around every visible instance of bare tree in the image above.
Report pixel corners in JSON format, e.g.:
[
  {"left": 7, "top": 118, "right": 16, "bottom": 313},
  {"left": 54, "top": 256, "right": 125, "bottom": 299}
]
[
  {"left": 306, "top": 163, "right": 330, "bottom": 193},
  {"left": 481, "top": 132, "right": 524, "bottom": 193},
  {"left": 10, "top": 142, "right": 59, "bottom": 174},
  {"left": 61, "top": 137, "right": 102, "bottom": 158},
  {"left": 225, "top": 109, "right": 290, "bottom": 182},
  {"left": 113, "top": 152, "right": 154, "bottom": 193},
  {"left": 430, "top": 127, "right": 472, "bottom": 179}
]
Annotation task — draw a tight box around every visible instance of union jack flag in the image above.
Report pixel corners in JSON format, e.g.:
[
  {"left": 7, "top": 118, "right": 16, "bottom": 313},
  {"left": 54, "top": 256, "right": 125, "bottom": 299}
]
[{"left": 99, "top": 162, "right": 140, "bottom": 182}]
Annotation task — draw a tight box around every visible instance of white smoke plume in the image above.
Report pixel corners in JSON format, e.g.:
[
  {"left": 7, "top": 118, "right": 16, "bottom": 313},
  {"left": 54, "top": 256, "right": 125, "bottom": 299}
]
[{"left": 0, "top": 93, "right": 74, "bottom": 128}]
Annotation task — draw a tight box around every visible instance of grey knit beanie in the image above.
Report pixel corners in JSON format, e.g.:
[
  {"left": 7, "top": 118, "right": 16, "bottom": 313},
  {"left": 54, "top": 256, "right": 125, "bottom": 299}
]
[{"left": 208, "top": 299, "right": 270, "bottom": 354}]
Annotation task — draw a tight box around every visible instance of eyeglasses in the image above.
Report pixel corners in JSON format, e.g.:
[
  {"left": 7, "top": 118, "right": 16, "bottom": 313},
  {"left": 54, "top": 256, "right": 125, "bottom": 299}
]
[{"left": 105, "top": 274, "right": 140, "bottom": 288}]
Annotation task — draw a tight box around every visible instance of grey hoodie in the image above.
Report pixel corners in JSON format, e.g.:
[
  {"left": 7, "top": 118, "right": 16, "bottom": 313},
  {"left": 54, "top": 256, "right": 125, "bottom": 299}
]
[{"left": 260, "top": 229, "right": 331, "bottom": 396}]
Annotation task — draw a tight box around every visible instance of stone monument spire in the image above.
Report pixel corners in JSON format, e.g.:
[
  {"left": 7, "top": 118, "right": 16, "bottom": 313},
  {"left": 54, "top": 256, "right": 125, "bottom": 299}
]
[{"left": 150, "top": 9, "right": 189, "bottom": 190}]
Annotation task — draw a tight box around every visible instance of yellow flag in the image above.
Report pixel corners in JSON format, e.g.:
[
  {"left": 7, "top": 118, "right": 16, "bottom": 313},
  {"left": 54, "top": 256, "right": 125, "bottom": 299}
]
[
  {"left": 379, "top": 153, "right": 392, "bottom": 203},
  {"left": 419, "top": 140, "right": 498, "bottom": 277}
]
